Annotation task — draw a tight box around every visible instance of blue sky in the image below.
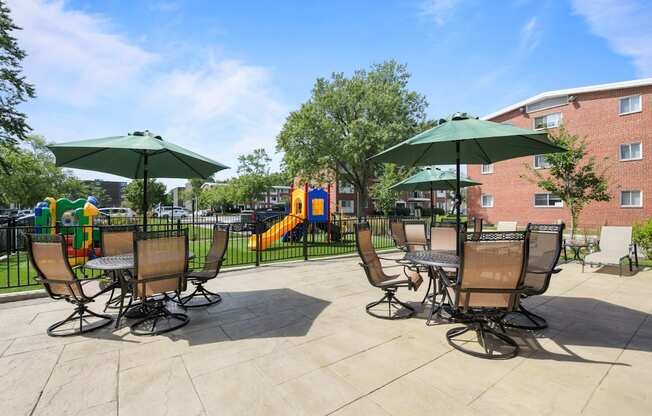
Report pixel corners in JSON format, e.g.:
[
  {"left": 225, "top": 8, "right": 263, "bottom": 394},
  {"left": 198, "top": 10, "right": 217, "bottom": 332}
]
[{"left": 8, "top": 0, "right": 652, "bottom": 188}]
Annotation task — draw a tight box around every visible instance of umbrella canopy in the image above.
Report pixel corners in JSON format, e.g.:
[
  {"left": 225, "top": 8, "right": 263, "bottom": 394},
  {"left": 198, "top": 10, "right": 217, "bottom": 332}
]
[
  {"left": 48, "top": 131, "right": 229, "bottom": 227},
  {"left": 370, "top": 112, "right": 566, "bottom": 252},
  {"left": 390, "top": 169, "right": 481, "bottom": 223},
  {"left": 371, "top": 112, "right": 565, "bottom": 165},
  {"left": 389, "top": 169, "right": 480, "bottom": 192}
]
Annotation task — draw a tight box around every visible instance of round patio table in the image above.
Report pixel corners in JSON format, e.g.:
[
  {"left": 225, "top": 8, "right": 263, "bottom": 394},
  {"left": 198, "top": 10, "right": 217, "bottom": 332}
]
[
  {"left": 403, "top": 250, "right": 460, "bottom": 325},
  {"left": 85, "top": 252, "right": 194, "bottom": 326}
]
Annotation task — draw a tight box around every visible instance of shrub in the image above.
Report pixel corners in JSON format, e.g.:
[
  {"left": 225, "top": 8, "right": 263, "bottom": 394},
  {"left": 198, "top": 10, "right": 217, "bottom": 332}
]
[{"left": 633, "top": 219, "right": 652, "bottom": 258}]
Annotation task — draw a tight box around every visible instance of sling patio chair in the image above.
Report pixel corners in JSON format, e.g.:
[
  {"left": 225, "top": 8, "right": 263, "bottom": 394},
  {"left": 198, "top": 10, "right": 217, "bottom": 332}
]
[
  {"left": 403, "top": 220, "right": 429, "bottom": 252},
  {"left": 470, "top": 217, "right": 483, "bottom": 233},
  {"left": 441, "top": 231, "right": 529, "bottom": 359},
  {"left": 582, "top": 226, "right": 638, "bottom": 277},
  {"left": 421, "top": 223, "right": 459, "bottom": 306},
  {"left": 503, "top": 223, "right": 564, "bottom": 331},
  {"left": 99, "top": 225, "right": 138, "bottom": 315},
  {"left": 389, "top": 219, "right": 408, "bottom": 251},
  {"left": 174, "top": 224, "right": 229, "bottom": 308},
  {"left": 355, "top": 223, "right": 419, "bottom": 319},
  {"left": 496, "top": 221, "right": 518, "bottom": 232},
  {"left": 130, "top": 229, "right": 190, "bottom": 335},
  {"left": 26, "top": 233, "right": 113, "bottom": 336}
]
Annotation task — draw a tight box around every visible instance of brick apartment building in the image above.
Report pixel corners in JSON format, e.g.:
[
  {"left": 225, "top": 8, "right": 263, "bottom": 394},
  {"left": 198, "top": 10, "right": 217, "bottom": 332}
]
[{"left": 467, "top": 78, "right": 652, "bottom": 229}]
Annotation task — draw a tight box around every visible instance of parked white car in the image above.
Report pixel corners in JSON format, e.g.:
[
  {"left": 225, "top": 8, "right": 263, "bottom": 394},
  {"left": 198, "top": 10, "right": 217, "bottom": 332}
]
[
  {"left": 99, "top": 207, "right": 135, "bottom": 218},
  {"left": 155, "top": 206, "right": 190, "bottom": 219}
]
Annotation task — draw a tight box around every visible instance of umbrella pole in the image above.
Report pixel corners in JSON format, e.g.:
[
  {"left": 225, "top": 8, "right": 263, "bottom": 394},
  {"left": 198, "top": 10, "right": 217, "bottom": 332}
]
[
  {"left": 455, "top": 141, "right": 461, "bottom": 255},
  {"left": 430, "top": 182, "right": 434, "bottom": 226},
  {"left": 143, "top": 152, "right": 148, "bottom": 231}
]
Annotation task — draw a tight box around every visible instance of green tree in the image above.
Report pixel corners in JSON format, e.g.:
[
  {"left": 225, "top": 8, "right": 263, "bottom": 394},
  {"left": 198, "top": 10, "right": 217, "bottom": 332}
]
[
  {"left": 0, "top": 1, "right": 36, "bottom": 172},
  {"left": 521, "top": 127, "right": 610, "bottom": 237},
  {"left": 235, "top": 148, "right": 273, "bottom": 208},
  {"left": 198, "top": 182, "right": 236, "bottom": 212},
  {"left": 276, "top": 60, "right": 429, "bottom": 216},
  {"left": 369, "top": 164, "right": 410, "bottom": 215},
  {"left": 123, "top": 179, "right": 170, "bottom": 213}
]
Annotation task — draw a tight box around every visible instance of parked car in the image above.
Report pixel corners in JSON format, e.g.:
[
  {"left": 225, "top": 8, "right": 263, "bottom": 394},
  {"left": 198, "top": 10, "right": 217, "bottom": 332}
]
[
  {"left": 99, "top": 207, "right": 135, "bottom": 219},
  {"left": 156, "top": 206, "right": 190, "bottom": 219}
]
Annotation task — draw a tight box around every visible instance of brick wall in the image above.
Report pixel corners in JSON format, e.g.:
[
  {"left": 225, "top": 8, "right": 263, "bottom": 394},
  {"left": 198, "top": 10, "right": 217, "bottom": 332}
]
[{"left": 468, "top": 85, "right": 652, "bottom": 230}]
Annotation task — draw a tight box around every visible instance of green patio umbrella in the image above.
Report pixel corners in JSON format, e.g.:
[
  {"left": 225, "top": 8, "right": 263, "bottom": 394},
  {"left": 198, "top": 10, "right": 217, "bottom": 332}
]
[
  {"left": 48, "top": 130, "right": 229, "bottom": 228},
  {"left": 371, "top": 112, "right": 566, "bottom": 251},
  {"left": 389, "top": 168, "right": 481, "bottom": 223}
]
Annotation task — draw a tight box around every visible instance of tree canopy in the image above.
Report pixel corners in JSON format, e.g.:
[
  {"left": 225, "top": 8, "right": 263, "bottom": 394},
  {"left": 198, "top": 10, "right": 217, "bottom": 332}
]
[
  {"left": 0, "top": 1, "right": 36, "bottom": 172},
  {"left": 369, "top": 164, "right": 411, "bottom": 215},
  {"left": 521, "top": 127, "right": 610, "bottom": 236},
  {"left": 276, "top": 60, "right": 430, "bottom": 216},
  {"left": 123, "top": 179, "right": 170, "bottom": 213}
]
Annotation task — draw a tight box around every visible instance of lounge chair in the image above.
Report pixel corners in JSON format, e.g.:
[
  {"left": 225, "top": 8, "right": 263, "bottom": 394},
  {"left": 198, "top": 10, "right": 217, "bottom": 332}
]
[
  {"left": 582, "top": 226, "right": 638, "bottom": 276},
  {"left": 441, "top": 231, "right": 529, "bottom": 359},
  {"left": 389, "top": 220, "right": 407, "bottom": 251},
  {"left": 504, "top": 223, "right": 564, "bottom": 330},
  {"left": 496, "top": 221, "right": 517, "bottom": 232},
  {"left": 130, "top": 229, "right": 190, "bottom": 335},
  {"left": 25, "top": 233, "right": 113, "bottom": 336},
  {"left": 175, "top": 224, "right": 229, "bottom": 308},
  {"left": 355, "top": 223, "right": 417, "bottom": 319}
]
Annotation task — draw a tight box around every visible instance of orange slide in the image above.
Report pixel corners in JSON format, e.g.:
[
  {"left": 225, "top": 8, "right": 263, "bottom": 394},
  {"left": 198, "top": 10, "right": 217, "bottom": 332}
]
[{"left": 248, "top": 215, "right": 303, "bottom": 250}]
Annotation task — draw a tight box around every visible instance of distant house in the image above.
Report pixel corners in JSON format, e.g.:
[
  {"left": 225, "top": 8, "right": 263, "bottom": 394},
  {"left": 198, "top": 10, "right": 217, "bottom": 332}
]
[{"left": 468, "top": 78, "right": 652, "bottom": 228}]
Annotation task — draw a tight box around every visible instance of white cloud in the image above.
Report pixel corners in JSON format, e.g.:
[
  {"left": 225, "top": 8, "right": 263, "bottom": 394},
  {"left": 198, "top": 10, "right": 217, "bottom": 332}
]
[
  {"left": 8, "top": 0, "right": 156, "bottom": 106},
  {"left": 520, "top": 17, "right": 542, "bottom": 52},
  {"left": 572, "top": 0, "right": 652, "bottom": 76},
  {"left": 418, "top": 0, "right": 461, "bottom": 26},
  {"left": 7, "top": 0, "right": 288, "bottom": 186}
]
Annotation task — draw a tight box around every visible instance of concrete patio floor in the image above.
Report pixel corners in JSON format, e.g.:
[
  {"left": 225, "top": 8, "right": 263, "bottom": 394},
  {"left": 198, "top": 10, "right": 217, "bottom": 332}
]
[{"left": 1, "top": 255, "right": 651, "bottom": 416}]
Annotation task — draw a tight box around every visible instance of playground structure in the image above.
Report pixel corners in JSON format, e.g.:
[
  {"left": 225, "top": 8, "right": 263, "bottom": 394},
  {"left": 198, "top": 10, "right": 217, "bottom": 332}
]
[
  {"left": 248, "top": 185, "right": 339, "bottom": 250},
  {"left": 34, "top": 196, "right": 101, "bottom": 265}
]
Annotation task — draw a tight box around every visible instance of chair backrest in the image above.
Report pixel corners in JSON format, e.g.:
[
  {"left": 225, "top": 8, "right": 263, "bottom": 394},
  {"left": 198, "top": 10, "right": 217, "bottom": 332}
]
[
  {"left": 455, "top": 231, "right": 528, "bottom": 310},
  {"left": 403, "top": 221, "right": 428, "bottom": 252},
  {"left": 202, "top": 224, "right": 229, "bottom": 274},
  {"left": 389, "top": 220, "right": 407, "bottom": 249},
  {"left": 355, "top": 223, "right": 392, "bottom": 286},
  {"left": 472, "top": 217, "right": 483, "bottom": 233},
  {"left": 430, "top": 224, "right": 457, "bottom": 251},
  {"left": 523, "top": 223, "right": 565, "bottom": 295},
  {"left": 599, "top": 226, "right": 632, "bottom": 254},
  {"left": 101, "top": 225, "right": 137, "bottom": 257},
  {"left": 25, "top": 234, "right": 80, "bottom": 298},
  {"left": 496, "top": 221, "right": 518, "bottom": 232},
  {"left": 133, "top": 229, "right": 188, "bottom": 298}
]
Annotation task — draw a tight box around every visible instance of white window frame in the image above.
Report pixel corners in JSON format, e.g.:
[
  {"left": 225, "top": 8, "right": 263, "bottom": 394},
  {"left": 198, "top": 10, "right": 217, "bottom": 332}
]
[
  {"left": 338, "top": 199, "right": 355, "bottom": 213},
  {"left": 481, "top": 164, "right": 494, "bottom": 174},
  {"left": 619, "top": 94, "right": 642, "bottom": 116},
  {"left": 619, "top": 142, "right": 643, "bottom": 161},
  {"left": 533, "top": 193, "right": 563, "bottom": 208},
  {"left": 620, "top": 190, "right": 643, "bottom": 208},
  {"left": 481, "top": 194, "right": 494, "bottom": 208},
  {"left": 338, "top": 181, "right": 354, "bottom": 194},
  {"left": 533, "top": 112, "right": 562, "bottom": 130},
  {"left": 533, "top": 154, "right": 551, "bottom": 169}
]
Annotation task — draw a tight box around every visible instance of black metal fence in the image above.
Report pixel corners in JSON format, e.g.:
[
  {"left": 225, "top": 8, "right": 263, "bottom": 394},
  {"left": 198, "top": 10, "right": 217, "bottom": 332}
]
[{"left": 0, "top": 214, "right": 416, "bottom": 292}]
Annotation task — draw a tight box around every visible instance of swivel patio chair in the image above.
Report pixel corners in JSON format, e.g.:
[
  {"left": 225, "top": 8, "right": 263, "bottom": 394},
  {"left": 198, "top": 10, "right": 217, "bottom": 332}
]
[
  {"left": 389, "top": 220, "right": 407, "bottom": 251},
  {"left": 421, "top": 223, "right": 458, "bottom": 305},
  {"left": 582, "top": 226, "right": 638, "bottom": 276},
  {"left": 355, "top": 223, "right": 417, "bottom": 319},
  {"left": 403, "top": 220, "right": 428, "bottom": 252},
  {"left": 130, "top": 229, "right": 190, "bottom": 335},
  {"left": 503, "top": 223, "right": 564, "bottom": 331},
  {"left": 441, "top": 231, "right": 529, "bottom": 359},
  {"left": 26, "top": 234, "right": 113, "bottom": 336},
  {"left": 175, "top": 224, "right": 229, "bottom": 308},
  {"left": 99, "top": 225, "right": 137, "bottom": 315},
  {"left": 471, "top": 217, "right": 483, "bottom": 233}
]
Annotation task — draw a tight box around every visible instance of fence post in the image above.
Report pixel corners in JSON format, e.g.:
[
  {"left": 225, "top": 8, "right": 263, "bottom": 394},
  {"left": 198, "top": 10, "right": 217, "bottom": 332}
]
[
  {"left": 255, "top": 220, "right": 262, "bottom": 267},
  {"left": 303, "top": 220, "right": 308, "bottom": 261}
]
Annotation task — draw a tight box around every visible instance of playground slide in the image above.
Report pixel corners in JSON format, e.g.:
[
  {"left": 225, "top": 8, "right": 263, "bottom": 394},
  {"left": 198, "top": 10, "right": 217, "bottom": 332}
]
[{"left": 248, "top": 215, "right": 303, "bottom": 251}]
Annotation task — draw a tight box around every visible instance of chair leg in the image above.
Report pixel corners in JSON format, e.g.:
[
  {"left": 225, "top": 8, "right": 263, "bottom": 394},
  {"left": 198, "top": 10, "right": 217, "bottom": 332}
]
[
  {"left": 172, "top": 281, "right": 222, "bottom": 309},
  {"left": 130, "top": 301, "right": 190, "bottom": 336},
  {"left": 446, "top": 319, "right": 519, "bottom": 360},
  {"left": 502, "top": 302, "right": 548, "bottom": 331},
  {"left": 421, "top": 275, "right": 433, "bottom": 304},
  {"left": 366, "top": 289, "right": 415, "bottom": 320},
  {"left": 47, "top": 304, "right": 113, "bottom": 337}
]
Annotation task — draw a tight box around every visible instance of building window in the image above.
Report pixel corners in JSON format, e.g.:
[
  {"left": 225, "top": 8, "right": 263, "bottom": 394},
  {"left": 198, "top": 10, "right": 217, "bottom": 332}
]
[
  {"left": 619, "top": 142, "right": 642, "bottom": 161},
  {"left": 481, "top": 194, "right": 493, "bottom": 208},
  {"left": 621, "top": 190, "right": 642, "bottom": 208},
  {"left": 534, "top": 193, "right": 563, "bottom": 207},
  {"left": 533, "top": 112, "right": 562, "bottom": 130},
  {"left": 338, "top": 199, "right": 355, "bottom": 213},
  {"left": 338, "top": 181, "right": 354, "bottom": 194},
  {"left": 533, "top": 155, "right": 551, "bottom": 169},
  {"left": 481, "top": 164, "right": 494, "bottom": 174},
  {"left": 619, "top": 95, "right": 642, "bottom": 115}
]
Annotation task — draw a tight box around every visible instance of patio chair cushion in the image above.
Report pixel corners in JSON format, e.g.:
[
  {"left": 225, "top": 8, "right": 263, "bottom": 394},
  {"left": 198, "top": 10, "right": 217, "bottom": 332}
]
[
  {"left": 375, "top": 274, "right": 411, "bottom": 289},
  {"left": 583, "top": 250, "right": 629, "bottom": 266}
]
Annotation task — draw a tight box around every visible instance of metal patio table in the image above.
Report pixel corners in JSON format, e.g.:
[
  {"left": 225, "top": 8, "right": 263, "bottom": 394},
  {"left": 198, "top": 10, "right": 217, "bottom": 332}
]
[
  {"left": 403, "top": 250, "right": 460, "bottom": 325},
  {"left": 85, "top": 252, "right": 194, "bottom": 328}
]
